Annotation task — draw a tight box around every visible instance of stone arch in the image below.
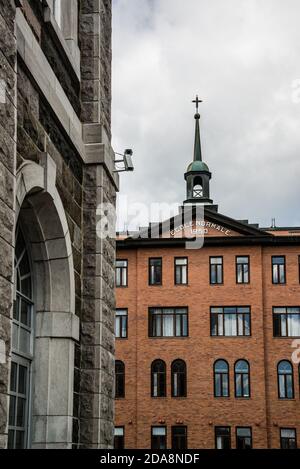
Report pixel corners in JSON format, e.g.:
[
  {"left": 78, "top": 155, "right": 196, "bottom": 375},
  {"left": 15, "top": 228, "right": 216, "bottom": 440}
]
[{"left": 15, "top": 155, "right": 79, "bottom": 448}]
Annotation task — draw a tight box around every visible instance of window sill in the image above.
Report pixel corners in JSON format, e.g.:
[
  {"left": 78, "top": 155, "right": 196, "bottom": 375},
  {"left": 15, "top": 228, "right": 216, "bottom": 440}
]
[
  {"left": 210, "top": 336, "right": 252, "bottom": 339},
  {"left": 43, "top": 6, "right": 81, "bottom": 81},
  {"left": 149, "top": 336, "right": 189, "bottom": 340},
  {"left": 273, "top": 336, "right": 300, "bottom": 339},
  {"left": 278, "top": 398, "right": 297, "bottom": 401},
  {"left": 271, "top": 283, "right": 287, "bottom": 286}
]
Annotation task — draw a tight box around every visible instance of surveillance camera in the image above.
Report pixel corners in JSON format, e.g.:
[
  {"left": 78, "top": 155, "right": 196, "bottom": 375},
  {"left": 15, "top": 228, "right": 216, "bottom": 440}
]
[
  {"left": 124, "top": 153, "right": 134, "bottom": 171},
  {"left": 124, "top": 149, "right": 133, "bottom": 156}
]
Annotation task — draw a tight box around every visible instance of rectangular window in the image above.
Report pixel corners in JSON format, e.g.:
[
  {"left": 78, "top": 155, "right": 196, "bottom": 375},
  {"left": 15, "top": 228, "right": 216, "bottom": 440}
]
[
  {"left": 151, "top": 426, "right": 167, "bottom": 450},
  {"left": 8, "top": 359, "right": 31, "bottom": 449},
  {"left": 273, "top": 307, "right": 300, "bottom": 337},
  {"left": 172, "top": 426, "right": 187, "bottom": 450},
  {"left": 236, "top": 256, "right": 250, "bottom": 284},
  {"left": 215, "top": 427, "right": 231, "bottom": 449},
  {"left": 149, "top": 258, "right": 162, "bottom": 285},
  {"left": 114, "top": 427, "right": 124, "bottom": 449},
  {"left": 211, "top": 307, "right": 251, "bottom": 337},
  {"left": 236, "top": 427, "right": 252, "bottom": 449},
  {"left": 280, "top": 428, "right": 297, "bottom": 449},
  {"left": 116, "top": 260, "right": 128, "bottom": 287},
  {"left": 175, "top": 258, "right": 188, "bottom": 285},
  {"left": 210, "top": 257, "right": 223, "bottom": 284},
  {"left": 115, "top": 361, "right": 125, "bottom": 399},
  {"left": 149, "top": 308, "right": 188, "bottom": 338},
  {"left": 272, "top": 256, "right": 286, "bottom": 284},
  {"left": 115, "top": 309, "right": 128, "bottom": 338}
]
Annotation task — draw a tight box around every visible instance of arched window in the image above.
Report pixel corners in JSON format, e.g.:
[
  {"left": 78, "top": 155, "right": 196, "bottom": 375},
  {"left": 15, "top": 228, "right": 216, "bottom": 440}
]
[
  {"left": 8, "top": 227, "right": 34, "bottom": 449},
  {"left": 214, "top": 360, "right": 229, "bottom": 397},
  {"left": 151, "top": 360, "right": 166, "bottom": 397},
  {"left": 278, "top": 360, "right": 294, "bottom": 399},
  {"left": 234, "top": 360, "right": 250, "bottom": 398},
  {"left": 171, "top": 359, "right": 186, "bottom": 397},
  {"left": 115, "top": 361, "right": 125, "bottom": 398},
  {"left": 193, "top": 176, "right": 203, "bottom": 198}
]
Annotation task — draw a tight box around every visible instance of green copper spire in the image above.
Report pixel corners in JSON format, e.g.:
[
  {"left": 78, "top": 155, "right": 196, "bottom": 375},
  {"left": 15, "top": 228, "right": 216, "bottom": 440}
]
[
  {"left": 184, "top": 95, "right": 213, "bottom": 205},
  {"left": 192, "top": 95, "right": 202, "bottom": 162},
  {"left": 186, "top": 96, "right": 209, "bottom": 173}
]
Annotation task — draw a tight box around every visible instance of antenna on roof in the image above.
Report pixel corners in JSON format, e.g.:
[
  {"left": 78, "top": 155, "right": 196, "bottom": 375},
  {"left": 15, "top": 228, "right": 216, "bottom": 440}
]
[{"left": 271, "top": 218, "right": 276, "bottom": 228}]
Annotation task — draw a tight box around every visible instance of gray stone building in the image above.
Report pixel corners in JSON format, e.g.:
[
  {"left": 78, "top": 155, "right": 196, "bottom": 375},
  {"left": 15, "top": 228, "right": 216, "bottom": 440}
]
[{"left": 0, "top": 0, "right": 118, "bottom": 448}]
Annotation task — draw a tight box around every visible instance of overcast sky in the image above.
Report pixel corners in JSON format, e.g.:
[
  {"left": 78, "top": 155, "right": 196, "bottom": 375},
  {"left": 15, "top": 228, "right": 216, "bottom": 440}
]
[{"left": 112, "top": 0, "right": 300, "bottom": 231}]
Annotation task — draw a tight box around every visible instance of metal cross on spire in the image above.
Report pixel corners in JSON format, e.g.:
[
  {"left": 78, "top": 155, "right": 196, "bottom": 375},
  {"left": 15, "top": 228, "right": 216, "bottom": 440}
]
[{"left": 192, "top": 95, "right": 202, "bottom": 113}]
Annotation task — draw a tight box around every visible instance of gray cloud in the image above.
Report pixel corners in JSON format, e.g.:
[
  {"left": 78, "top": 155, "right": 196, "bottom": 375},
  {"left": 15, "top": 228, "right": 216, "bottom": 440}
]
[{"left": 112, "top": 0, "right": 300, "bottom": 230}]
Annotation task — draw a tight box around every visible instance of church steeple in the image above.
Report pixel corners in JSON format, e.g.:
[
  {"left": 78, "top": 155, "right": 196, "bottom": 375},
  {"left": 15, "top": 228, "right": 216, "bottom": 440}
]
[
  {"left": 192, "top": 95, "right": 202, "bottom": 162},
  {"left": 184, "top": 96, "right": 213, "bottom": 205}
]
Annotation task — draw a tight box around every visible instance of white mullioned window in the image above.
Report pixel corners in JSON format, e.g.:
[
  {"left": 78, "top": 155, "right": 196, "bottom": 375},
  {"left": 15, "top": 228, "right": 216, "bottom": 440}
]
[{"left": 8, "top": 227, "right": 34, "bottom": 449}]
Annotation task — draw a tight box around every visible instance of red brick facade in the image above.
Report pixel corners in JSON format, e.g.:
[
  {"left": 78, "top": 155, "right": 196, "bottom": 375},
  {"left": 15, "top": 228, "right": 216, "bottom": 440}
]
[{"left": 115, "top": 214, "right": 300, "bottom": 449}]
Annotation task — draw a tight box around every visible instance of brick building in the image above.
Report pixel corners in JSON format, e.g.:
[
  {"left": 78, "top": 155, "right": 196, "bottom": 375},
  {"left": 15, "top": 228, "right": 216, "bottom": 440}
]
[
  {"left": 0, "top": 1, "right": 117, "bottom": 448},
  {"left": 115, "top": 100, "right": 300, "bottom": 449}
]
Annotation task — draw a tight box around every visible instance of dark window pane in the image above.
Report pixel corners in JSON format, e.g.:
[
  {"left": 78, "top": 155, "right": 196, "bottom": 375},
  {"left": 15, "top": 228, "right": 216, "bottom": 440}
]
[
  {"left": 236, "top": 428, "right": 252, "bottom": 449},
  {"left": 21, "top": 301, "right": 31, "bottom": 328},
  {"left": 10, "top": 362, "right": 17, "bottom": 393},
  {"left": 151, "top": 360, "right": 166, "bottom": 397},
  {"left": 114, "top": 427, "right": 124, "bottom": 449},
  {"left": 214, "top": 361, "right": 229, "bottom": 397},
  {"left": 215, "top": 427, "right": 231, "bottom": 449},
  {"left": 172, "top": 426, "right": 187, "bottom": 450},
  {"left": 13, "top": 297, "right": 19, "bottom": 321},
  {"left": 273, "top": 314, "right": 281, "bottom": 336},
  {"left": 152, "top": 427, "right": 166, "bottom": 450},
  {"left": 116, "top": 260, "right": 128, "bottom": 287},
  {"left": 149, "top": 259, "right": 162, "bottom": 285},
  {"left": 19, "top": 252, "right": 30, "bottom": 277},
  {"left": 7, "top": 430, "right": 14, "bottom": 449},
  {"left": 223, "top": 375, "right": 229, "bottom": 396},
  {"left": 172, "top": 360, "right": 186, "bottom": 397},
  {"left": 9, "top": 396, "right": 16, "bottom": 426},
  {"left": 281, "top": 429, "right": 297, "bottom": 449},
  {"left": 15, "top": 431, "right": 25, "bottom": 449},
  {"left": 16, "top": 398, "right": 26, "bottom": 427},
  {"left": 114, "top": 435, "right": 124, "bottom": 449},
  {"left": 149, "top": 308, "right": 188, "bottom": 338},
  {"left": 286, "top": 375, "right": 294, "bottom": 398},
  {"left": 115, "top": 361, "right": 125, "bottom": 398},
  {"left": 211, "top": 307, "right": 250, "bottom": 337},
  {"left": 272, "top": 257, "right": 285, "bottom": 284},
  {"left": 215, "top": 374, "right": 221, "bottom": 396},
  {"left": 211, "top": 314, "right": 218, "bottom": 336},
  {"left": 21, "top": 277, "right": 32, "bottom": 299}
]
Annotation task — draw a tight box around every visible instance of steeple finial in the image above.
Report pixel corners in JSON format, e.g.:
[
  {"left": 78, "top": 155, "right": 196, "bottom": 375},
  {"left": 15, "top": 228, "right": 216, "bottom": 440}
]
[
  {"left": 192, "top": 95, "right": 202, "bottom": 161},
  {"left": 192, "top": 94, "right": 202, "bottom": 113}
]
